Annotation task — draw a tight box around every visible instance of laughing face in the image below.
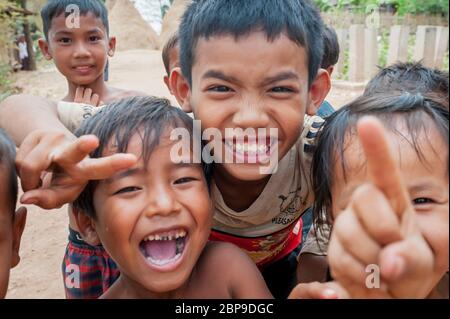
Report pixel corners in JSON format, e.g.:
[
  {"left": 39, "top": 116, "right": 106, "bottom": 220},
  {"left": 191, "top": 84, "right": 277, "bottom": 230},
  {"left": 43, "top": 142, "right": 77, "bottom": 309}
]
[
  {"left": 184, "top": 31, "right": 325, "bottom": 181},
  {"left": 91, "top": 133, "right": 212, "bottom": 294}
]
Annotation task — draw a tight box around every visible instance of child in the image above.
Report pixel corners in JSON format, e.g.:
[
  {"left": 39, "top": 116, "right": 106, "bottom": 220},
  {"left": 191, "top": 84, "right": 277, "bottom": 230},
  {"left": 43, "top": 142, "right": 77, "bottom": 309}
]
[
  {"left": 162, "top": 32, "right": 180, "bottom": 96},
  {"left": 296, "top": 93, "right": 449, "bottom": 298},
  {"left": 39, "top": 0, "right": 143, "bottom": 298},
  {"left": 0, "top": 0, "right": 331, "bottom": 299},
  {"left": 0, "top": 130, "right": 27, "bottom": 299},
  {"left": 39, "top": 0, "right": 143, "bottom": 105},
  {"left": 72, "top": 96, "right": 272, "bottom": 298}
]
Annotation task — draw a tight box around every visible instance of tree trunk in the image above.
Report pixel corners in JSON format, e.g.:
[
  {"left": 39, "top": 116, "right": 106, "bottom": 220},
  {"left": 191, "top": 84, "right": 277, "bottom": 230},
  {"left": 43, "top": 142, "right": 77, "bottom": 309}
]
[{"left": 20, "top": 0, "right": 36, "bottom": 71}]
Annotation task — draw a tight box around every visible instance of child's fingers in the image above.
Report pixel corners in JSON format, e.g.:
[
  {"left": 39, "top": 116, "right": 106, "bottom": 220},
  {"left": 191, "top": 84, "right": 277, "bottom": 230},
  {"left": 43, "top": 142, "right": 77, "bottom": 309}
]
[
  {"left": 17, "top": 140, "right": 58, "bottom": 192},
  {"left": 77, "top": 153, "right": 137, "bottom": 180},
  {"left": 91, "top": 94, "right": 100, "bottom": 107},
  {"left": 328, "top": 233, "right": 369, "bottom": 287},
  {"left": 50, "top": 135, "right": 99, "bottom": 167},
  {"left": 74, "top": 87, "right": 84, "bottom": 103},
  {"left": 20, "top": 187, "right": 83, "bottom": 209},
  {"left": 82, "top": 88, "right": 93, "bottom": 104},
  {"left": 350, "top": 184, "right": 402, "bottom": 245},
  {"left": 333, "top": 209, "right": 381, "bottom": 266},
  {"left": 288, "top": 282, "right": 340, "bottom": 299},
  {"left": 357, "top": 117, "right": 411, "bottom": 218},
  {"left": 379, "top": 236, "right": 434, "bottom": 298}
]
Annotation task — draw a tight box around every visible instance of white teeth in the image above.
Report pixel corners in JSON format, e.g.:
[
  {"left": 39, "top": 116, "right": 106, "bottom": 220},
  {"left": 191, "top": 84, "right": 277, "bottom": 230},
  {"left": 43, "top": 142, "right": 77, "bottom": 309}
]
[{"left": 144, "top": 229, "right": 187, "bottom": 242}]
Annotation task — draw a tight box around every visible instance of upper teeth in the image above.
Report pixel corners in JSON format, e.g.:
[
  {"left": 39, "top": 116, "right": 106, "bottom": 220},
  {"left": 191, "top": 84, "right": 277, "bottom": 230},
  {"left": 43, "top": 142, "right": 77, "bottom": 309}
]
[
  {"left": 226, "top": 141, "right": 270, "bottom": 154},
  {"left": 144, "top": 229, "right": 186, "bottom": 242}
]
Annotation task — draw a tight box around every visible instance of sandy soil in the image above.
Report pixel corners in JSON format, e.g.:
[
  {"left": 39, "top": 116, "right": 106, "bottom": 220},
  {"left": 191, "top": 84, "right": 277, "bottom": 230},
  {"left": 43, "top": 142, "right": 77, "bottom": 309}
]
[{"left": 6, "top": 49, "right": 364, "bottom": 299}]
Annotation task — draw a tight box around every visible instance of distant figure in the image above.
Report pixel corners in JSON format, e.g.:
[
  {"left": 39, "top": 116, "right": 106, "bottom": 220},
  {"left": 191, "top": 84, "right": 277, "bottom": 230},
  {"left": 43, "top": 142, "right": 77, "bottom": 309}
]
[{"left": 18, "top": 35, "right": 29, "bottom": 71}]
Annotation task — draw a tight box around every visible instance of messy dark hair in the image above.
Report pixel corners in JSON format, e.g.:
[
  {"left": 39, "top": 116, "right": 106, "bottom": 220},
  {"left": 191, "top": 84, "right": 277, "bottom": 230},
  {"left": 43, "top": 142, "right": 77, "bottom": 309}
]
[
  {"left": 312, "top": 93, "right": 449, "bottom": 237},
  {"left": 321, "top": 25, "right": 339, "bottom": 70},
  {"left": 0, "top": 129, "right": 18, "bottom": 215},
  {"left": 179, "top": 0, "right": 325, "bottom": 87},
  {"left": 162, "top": 32, "right": 180, "bottom": 76},
  {"left": 364, "top": 62, "right": 449, "bottom": 100},
  {"left": 41, "top": 0, "right": 109, "bottom": 40},
  {"left": 73, "top": 96, "right": 211, "bottom": 219}
]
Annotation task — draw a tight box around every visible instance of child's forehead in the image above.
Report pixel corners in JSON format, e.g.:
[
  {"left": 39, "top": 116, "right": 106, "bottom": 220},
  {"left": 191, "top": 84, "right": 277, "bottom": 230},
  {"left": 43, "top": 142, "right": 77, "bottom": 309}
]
[
  {"left": 49, "top": 11, "right": 107, "bottom": 35},
  {"left": 338, "top": 123, "right": 448, "bottom": 180}
]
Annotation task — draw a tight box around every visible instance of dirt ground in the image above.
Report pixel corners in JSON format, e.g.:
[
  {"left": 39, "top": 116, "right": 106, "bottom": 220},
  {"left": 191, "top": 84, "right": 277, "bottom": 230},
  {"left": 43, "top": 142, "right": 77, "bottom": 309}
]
[{"left": 6, "top": 49, "right": 364, "bottom": 299}]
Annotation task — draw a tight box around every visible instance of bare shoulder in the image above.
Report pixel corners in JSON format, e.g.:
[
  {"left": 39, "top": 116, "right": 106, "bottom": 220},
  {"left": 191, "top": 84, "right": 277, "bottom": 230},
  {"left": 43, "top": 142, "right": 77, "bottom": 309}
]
[{"left": 201, "top": 242, "right": 249, "bottom": 265}]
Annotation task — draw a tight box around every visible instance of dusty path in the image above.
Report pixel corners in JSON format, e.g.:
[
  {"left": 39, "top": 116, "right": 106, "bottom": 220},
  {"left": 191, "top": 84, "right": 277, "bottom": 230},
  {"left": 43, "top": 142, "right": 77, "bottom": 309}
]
[{"left": 6, "top": 49, "right": 363, "bottom": 299}]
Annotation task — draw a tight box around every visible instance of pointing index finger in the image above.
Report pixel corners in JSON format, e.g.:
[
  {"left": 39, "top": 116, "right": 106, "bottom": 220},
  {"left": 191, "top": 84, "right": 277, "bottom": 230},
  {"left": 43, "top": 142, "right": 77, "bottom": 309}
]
[{"left": 357, "top": 116, "right": 411, "bottom": 218}]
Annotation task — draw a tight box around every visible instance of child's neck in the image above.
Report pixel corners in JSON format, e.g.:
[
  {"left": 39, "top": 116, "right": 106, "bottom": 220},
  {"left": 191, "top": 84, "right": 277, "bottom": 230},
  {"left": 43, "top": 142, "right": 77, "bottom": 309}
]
[
  {"left": 214, "top": 166, "right": 271, "bottom": 212},
  {"left": 64, "top": 75, "right": 109, "bottom": 103},
  {"left": 102, "top": 274, "right": 191, "bottom": 299}
]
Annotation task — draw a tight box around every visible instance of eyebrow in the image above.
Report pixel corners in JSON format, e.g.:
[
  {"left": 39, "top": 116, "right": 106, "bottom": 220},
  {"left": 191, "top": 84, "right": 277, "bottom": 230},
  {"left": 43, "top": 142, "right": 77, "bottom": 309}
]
[
  {"left": 202, "top": 70, "right": 242, "bottom": 85},
  {"left": 53, "top": 28, "right": 104, "bottom": 36},
  {"left": 104, "top": 168, "right": 144, "bottom": 184},
  {"left": 409, "top": 182, "right": 442, "bottom": 194},
  {"left": 261, "top": 71, "right": 300, "bottom": 86}
]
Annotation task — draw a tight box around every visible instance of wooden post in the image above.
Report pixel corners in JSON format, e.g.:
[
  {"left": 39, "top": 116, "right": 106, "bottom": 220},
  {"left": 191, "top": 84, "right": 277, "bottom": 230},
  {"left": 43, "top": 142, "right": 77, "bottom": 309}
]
[
  {"left": 364, "top": 27, "right": 379, "bottom": 79},
  {"left": 349, "top": 25, "right": 365, "bottom": 82},
  {"left": 413, "top": 26, "right": 437, "bottom": 68},
  {"left": 387, "top": 25, "right": 410, "bottom": 65},
  {"left": 334, "top": 28, "right": 348, "bottom": 79},
  {"left": 435, "top": 26, "right": 449, "bottom": 69}
]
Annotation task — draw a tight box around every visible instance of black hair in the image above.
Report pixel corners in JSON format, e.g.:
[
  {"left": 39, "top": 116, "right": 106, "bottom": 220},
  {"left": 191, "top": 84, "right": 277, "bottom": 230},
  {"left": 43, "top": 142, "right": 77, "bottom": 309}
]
[
  {"left": 364, "top": 62, "right": 449, "bottom": 100},
  {"left": 162, "top": 32, "right": 180, "bottom": 76},
  {"left": 179, "top": 0, "right": 325, "bottom": 87},
  {"left": 41, "top": 0, "right": 109, "bottom": 40},
  {"left": 312, "top": 93, "right": 449, "bottom": 236},
  {"left": 321, "top": 25, "right": 340, "bottom": 69},
  {"left": 73, "top": 96, "right": 212, "bottom": 219},
  {"left": 0, "top": 129, "right": 18, "bottom": 215}
]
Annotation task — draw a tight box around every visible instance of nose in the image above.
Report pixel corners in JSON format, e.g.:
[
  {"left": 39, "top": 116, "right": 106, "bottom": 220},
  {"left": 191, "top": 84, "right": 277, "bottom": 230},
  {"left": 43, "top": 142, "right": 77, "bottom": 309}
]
[
  {"left": 144, "top": 184, "right": 181, "bottom": 218},
  {"left": 231, "top": 98, "right": 270, "bottom": 129},
  {"left": 73, "top": 41, "right": 91, "bottom": 59}
]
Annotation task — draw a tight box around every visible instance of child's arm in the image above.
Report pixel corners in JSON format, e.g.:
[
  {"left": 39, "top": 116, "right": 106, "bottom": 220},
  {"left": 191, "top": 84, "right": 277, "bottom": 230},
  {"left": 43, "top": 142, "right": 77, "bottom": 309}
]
[
  {"left": 289, "top": 281, "right": 349, "bottom": 299},
  {"left": 0, "top": 94, "right": 136, "bottom": 209},
  {"left": 328, "top": 117, "right": 435, "bottom": 298}
]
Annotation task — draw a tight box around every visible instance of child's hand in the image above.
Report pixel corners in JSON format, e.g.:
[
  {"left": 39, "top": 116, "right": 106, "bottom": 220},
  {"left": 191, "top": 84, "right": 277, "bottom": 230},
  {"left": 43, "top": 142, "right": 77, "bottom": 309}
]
[
  {"left": 289, "top": 281, "right": 349, "bottom": 299},
  {"left": 16, "top": 130, "right": 137, "bottom": 209},
  {"left": 74, "top": 87, "right": 103, "bottom": 107},
  {"left": 328, "top": 117, "right": 435, "bottom": 298}
]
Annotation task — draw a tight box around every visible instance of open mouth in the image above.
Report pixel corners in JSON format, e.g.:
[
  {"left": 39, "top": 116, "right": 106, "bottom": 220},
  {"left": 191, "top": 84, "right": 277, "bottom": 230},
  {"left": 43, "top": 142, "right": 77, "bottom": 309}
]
[
  {"left": 224, "top": 137, "right": 278, "bottom": 164},
  {"left": 139, "top": 229, "right": 188, "bottom": 268}
]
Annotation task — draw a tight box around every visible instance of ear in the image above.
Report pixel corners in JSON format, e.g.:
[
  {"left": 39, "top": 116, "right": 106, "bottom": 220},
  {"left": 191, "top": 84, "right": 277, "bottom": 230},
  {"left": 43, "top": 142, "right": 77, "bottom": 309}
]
[
  {"left": 73, "top": 207, "right": 101, "bottom": 246},
  {"left": 11, "top": 207, "right": 27, "bottom": 268},
  {"left": 38, "top": 38, "right": 53, "bottom": 61},
  {"left": 107, "top": 36, "right": 116, "bottom": 57},
  {"left": 306, "top": 69, "right": 331, "bottom": 116},
  {"left": 170, "top": 67, "right": 193, "bottom": 113},
  {"left": 164, "top": 75, "right": 171, "bottom": 94},
  {"left": 326, "top": 66, "right": 335, "bottom": 77}
]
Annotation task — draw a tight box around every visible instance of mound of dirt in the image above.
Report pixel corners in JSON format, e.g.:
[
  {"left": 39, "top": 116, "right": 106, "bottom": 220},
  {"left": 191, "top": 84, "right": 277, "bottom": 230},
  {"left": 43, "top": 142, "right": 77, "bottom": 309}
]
[
  {"left": 109, "top": 0, "right": 159, "bottom": 51},
  {"left": 159, "top": 0, "right": 192, "bottom": 47},
  {"left": 105, "top": 0, "right": 117, "bottom": 11}
]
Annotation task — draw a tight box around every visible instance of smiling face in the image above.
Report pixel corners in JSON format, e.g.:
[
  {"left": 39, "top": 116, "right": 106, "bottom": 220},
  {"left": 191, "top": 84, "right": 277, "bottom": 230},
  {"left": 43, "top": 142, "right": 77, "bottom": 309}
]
[
  {"left": 185, "top": 31, "right": 324, "bottom": 181},
  {"left": 331, "top": 122, "right": 449, "bottom": 283},
  {"left": 91, "top": 132, "right": 212, "bottom": 294},
  {"left": 40, "top": 12, "right": 114, "bottom": 86}
]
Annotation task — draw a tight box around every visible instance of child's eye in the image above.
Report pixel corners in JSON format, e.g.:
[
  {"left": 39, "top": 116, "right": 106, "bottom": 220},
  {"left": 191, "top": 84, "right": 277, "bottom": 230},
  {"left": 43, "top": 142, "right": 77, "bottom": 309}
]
[
  {"left": 270, "top": 86, "right": 293, "bottom": 93},
  {"left": 208, "top": 86, "right": 232, "bottom": 93},
  {"left": 174, "top": 177, "right": 197, "bottom": 185},
  {"left": 58, "top": 38, "right": 72, "bottom": 44},
  {"left": 413, "top": 198, "right": 435, "bottom": 205},
  {"left": 89, "top": 36, "right": 101, "bottom": 42},
  {"left": 114, "top": 186, "right": 141, "bottom": 195}
]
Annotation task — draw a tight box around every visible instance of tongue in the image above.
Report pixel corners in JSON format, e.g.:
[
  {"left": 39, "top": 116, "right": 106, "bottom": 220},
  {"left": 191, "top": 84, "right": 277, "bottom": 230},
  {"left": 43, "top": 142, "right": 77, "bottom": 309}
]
[{"left": 144, "top": 240, "right": 177, "bottom": 261}]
